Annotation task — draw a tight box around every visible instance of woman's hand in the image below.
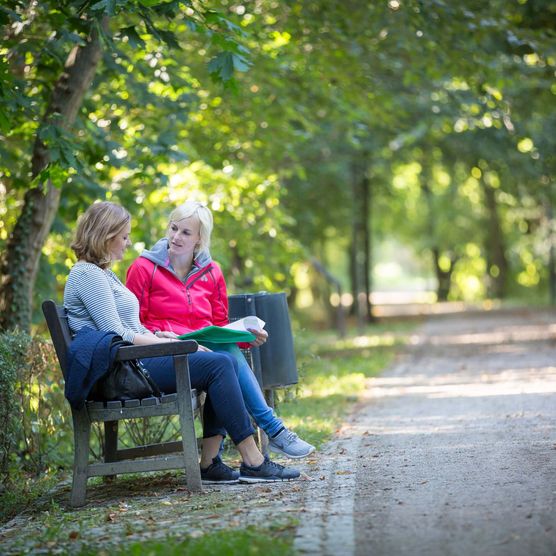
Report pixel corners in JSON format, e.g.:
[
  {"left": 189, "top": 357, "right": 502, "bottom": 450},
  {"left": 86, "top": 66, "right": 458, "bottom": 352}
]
[
  {"left": 155, "top": 330, "right": 179, "bottom": 339},
  {"left": 248, "top": 328, "right": 268, "bottom": 348}
]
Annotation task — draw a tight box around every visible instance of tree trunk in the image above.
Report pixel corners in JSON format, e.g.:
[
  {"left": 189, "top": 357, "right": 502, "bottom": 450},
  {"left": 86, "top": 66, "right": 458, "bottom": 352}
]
[
  {"left": 349, "top": 207, "right": 358, "bottom": 318},
  {"left": 310, "top": 257, "right": 346, "bottom": 338},
  {"left": 420, "top": 165, "right": 457, "bottom": 302},
  {"left": 349, "top": 152, "right": 375, "bottom": 327},
  {"left": 481, "top": 180, "right": 508, "bottom": 299},
  {"left": 431, "top": 247, "right": 458, "bottom": 302},
  {"left": 360, "top": 162, "right": 375, "bottom": 322},
  {"left": 0, "top": 19, "right": 107, "bottom": 332},
  {"left": 546, "top": 201, "right": 556, "bottom": 306}
]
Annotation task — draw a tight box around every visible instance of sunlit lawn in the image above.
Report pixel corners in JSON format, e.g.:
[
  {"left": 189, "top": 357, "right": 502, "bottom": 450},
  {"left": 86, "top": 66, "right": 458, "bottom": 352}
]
[
  {"left": 80, "top": 527, "right": 293, "bottom": 556},
  {"left": 275, "top": 320, "right": 413, "bottom": 448}
]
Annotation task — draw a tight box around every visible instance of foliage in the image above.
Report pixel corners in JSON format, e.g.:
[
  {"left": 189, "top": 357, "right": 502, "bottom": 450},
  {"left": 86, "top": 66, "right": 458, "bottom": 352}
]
[
  {"left": 0, "top": 331, "right": 73, "bottom": 522},
  {"left": 0, "top": 0, "right": 254, "bottom": 332},
  {"left": 0, "top": 332, "right": 73, "bottom": 483},
  {"left": 16, "top": 336, "right": 74, "bottom": 472},
  {"left": 0, "top": 331, "right": 27, "bottom": 481},
  {"left": 1, "top": 0, "right": 555, "bottom": 326}
]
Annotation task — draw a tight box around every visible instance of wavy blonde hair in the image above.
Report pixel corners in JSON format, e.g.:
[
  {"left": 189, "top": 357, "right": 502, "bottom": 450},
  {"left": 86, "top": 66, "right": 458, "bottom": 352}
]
[
  {"left": 71, "top": 201, "right": 131, "bottom": 269},
  {"left": 167, "top": 201, "right": 213, "bottom": 255}
]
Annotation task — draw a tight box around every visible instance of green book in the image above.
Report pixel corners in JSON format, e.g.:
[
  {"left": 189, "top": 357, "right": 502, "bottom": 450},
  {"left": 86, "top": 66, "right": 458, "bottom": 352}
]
[{"left": 178, "top": 326, "right": 256, "bottom": 344}]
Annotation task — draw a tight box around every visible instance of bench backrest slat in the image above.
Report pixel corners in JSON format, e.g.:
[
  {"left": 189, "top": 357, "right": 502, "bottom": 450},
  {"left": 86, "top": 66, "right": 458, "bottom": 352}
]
[{"left": 42, "top": 300, "right": 72, "bottom": 378}]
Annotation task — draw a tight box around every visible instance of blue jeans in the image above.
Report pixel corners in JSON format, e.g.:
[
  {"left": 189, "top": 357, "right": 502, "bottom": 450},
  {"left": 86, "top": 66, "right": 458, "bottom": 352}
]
[
  {"left": 141, "top": 350, "right": 255, "bottom": 445},
  {"left": 202, "top": 342, "right": 284, "bottom": 437}
]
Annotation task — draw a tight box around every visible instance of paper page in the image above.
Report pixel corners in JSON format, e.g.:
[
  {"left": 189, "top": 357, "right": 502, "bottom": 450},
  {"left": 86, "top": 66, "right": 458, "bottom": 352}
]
[{"left": 224, "top": 315, "right": 265, "bottom": 332}]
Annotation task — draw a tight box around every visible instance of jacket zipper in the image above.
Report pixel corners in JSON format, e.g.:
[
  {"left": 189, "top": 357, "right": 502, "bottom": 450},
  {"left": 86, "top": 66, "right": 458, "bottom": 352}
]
[{"left": 185, "top": 266, "right": 213, "bottom": 306}]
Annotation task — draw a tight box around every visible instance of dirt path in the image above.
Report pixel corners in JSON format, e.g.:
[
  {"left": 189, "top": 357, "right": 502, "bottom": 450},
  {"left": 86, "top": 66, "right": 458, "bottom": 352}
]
[{"left": 294, "top": 307, "right": 556, "bottom": 555}]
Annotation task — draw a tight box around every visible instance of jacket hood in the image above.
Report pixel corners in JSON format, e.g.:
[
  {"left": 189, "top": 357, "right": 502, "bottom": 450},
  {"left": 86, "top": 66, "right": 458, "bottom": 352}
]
[{"left": 141, "top": 238, "right": 213, "bottom": 279}]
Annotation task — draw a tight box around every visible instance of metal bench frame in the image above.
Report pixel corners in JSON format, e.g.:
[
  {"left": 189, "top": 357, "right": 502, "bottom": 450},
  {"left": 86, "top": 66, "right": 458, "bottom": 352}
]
[{"left": 42, "top": 300, "right": 203, "bottom": 507}]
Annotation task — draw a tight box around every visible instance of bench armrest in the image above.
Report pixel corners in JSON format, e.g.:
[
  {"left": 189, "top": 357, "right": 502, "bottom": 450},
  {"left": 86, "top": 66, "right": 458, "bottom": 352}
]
[{"left": 115, "top": 340, "right": 198, "bottom": 361}]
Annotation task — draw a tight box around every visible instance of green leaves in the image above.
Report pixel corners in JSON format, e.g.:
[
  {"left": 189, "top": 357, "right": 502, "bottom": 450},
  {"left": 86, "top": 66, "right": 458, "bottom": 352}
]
[
  {"left": 208, "top": 52, "right": 250, "bottom": 82},
  {"left": 119, "top": 25, "right": 146, "bottom": 48},
  {"left": 37, "top": 121, "right": 84, "bottom": 180}
]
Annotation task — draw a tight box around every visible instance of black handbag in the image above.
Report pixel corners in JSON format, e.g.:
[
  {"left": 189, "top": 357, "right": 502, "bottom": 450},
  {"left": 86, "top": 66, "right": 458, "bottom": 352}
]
[{"left": 95, "top": 358, "right": 162, "bottom": 402}]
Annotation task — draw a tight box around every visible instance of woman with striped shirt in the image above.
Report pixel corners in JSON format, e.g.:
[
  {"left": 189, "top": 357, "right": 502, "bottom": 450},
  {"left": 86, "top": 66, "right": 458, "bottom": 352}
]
[{"left": 64, "top": 201, "right": 299, "bottom": 484}]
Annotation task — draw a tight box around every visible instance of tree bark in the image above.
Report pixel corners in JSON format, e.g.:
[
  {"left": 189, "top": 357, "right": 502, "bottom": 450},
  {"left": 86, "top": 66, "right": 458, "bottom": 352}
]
[
  {"left": 361, "top": 161, "right": 375, "bottom": 322},
  {"left": 349, "top": 152, "right": 375, "bottom": 327},
  {"left": 546, "top": 201, "right": 556, "bottom": 306},
  {"left": 420, "top": 165, "right": 456, "bottom": 302},
  {"left": 0, "top": 18, "right": 107, "bottom": 332},
  {"left": 310, "top": 257, "right": 347, "bottom": 338},
  {"left": 481, "top": 179, "right": 508, "bottom": 299},
  {"left": 349, "top": 198, "right": 358, "bottom": 318}
]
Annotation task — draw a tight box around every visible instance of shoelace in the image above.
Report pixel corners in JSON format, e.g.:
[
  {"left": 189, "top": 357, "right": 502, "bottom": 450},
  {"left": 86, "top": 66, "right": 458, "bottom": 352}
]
[
  {"left": 283, "top": 430, "right": 299, "bottom": 443},
  {"left": 264, "top": 458, "right": 285, "bottom": 471},
  {"left": 208, "top": 457, "right": 232, "bottom": 472}
]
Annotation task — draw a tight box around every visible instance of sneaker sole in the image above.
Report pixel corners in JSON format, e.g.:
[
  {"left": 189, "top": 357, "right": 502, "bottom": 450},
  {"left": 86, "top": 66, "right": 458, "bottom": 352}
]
[
  {"left": 238, "top": 476, "right": 299, "bottom": 483},
  {"left": 202, "top": 478, "right": 240, "bottom": 484},
  {"left": 269, "top": 444, "right": 316, "bottom": 459}
]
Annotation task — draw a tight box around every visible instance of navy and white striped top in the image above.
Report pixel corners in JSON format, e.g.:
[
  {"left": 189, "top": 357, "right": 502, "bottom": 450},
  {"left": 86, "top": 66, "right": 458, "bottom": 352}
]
[{"left": 64, "top": 261, "right": 150, "bottom": 343}]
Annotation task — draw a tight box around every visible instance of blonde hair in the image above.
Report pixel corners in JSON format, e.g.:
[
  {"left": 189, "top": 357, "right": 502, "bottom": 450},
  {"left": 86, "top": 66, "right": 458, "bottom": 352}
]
[
  {"left": 71, "top": 201, "right": 131, "bottom": 269},
  {"left": 167, "top": 201, "right": 213, "bottom": 254}
]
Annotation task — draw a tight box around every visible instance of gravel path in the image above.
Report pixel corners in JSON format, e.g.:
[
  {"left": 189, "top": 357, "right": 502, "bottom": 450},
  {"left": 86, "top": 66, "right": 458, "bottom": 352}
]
[{"left": 295, "top": 308, "right": 556, "bottom": 555}]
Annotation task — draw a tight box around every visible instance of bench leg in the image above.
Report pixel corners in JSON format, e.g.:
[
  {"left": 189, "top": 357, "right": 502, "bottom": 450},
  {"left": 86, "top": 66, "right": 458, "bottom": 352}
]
[
  {"left": 71, "top": 410, "right": 91, "bottom": 507},
  {"left": 175, "top": 355, "right": 202, "bottom": 492},
  {"left": 104, "top": 421, "right": 118, "bottom": 481}
]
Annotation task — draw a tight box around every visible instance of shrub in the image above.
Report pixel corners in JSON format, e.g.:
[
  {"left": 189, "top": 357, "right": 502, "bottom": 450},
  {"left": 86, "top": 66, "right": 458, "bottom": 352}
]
[
  {"left": 0, "top": 331, "right": 28, "bottom": 483},
  {"left": 0, "top": 331, "right": 73, "bottom": 485},
  {"left": 17, "top": 336, "right": 73, "bottom": 474}
]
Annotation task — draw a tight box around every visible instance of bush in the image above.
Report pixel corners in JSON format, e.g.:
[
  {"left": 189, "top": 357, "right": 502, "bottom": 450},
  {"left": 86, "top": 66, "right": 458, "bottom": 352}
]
[
  {"left": 0, "top": 331, "right": 27, "bottom": 483},
  {"left": 17, "top": 336, "right": 73, "bottom": 474},
  {"left": 0, "top": 331, "right": 73, "bottom": 485}
]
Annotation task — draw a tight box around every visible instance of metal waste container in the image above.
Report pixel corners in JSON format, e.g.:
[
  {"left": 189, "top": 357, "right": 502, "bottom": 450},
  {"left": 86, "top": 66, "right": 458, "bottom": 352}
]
[{"left": 228, "top": 292, "right": 298, "bottom": 389}]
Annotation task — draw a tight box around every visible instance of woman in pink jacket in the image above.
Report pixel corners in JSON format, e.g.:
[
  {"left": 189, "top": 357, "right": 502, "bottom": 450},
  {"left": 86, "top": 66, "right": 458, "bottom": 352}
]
[{"left": 126, "top": 201, "right": 314, "bottom": 459}]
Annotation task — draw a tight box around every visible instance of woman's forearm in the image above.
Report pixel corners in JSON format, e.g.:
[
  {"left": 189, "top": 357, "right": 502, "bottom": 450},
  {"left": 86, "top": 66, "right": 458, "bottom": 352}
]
[{"left": 132, "top": 332, "right": 175, "bottom": 345}]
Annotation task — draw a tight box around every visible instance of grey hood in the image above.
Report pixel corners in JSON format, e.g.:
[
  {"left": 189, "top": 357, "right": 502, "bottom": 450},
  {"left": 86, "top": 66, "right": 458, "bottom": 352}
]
[{"left": 140, "top": 238, "right": 213, "bottom": 281}]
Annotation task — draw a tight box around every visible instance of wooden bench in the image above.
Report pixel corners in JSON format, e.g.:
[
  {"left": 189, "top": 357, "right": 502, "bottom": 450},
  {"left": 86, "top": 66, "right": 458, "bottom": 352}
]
[{"left": 42, "top": 300, "right": 203, "bottom": 507}]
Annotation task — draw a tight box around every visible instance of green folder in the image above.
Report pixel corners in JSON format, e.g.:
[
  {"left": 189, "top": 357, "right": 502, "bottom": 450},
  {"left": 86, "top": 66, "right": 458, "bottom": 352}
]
[{"left": 178, "top": 326, "right": 256, "bottom": 344}]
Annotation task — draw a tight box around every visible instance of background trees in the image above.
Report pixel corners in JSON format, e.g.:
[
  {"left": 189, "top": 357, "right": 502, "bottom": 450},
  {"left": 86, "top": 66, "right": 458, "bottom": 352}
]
[{"left": 1, "top": 0, "right": 554, "bottom": 333}]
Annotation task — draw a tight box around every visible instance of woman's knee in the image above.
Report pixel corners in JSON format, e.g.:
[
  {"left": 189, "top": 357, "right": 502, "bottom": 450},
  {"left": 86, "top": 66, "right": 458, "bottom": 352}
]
[{"left": 203, "top": 352, "right": 237, "bottom": 380}]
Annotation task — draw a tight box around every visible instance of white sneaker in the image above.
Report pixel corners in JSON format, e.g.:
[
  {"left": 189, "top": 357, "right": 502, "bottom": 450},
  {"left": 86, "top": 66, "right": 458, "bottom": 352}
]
[{"left": 269, "top": 428, "right": 315, "bottom": 459}]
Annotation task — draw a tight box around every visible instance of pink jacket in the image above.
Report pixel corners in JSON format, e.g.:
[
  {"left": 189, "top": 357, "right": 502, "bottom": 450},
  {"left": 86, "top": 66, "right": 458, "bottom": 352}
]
[{"left": 126, "top": 239, "right": 229, "bottom": 335}]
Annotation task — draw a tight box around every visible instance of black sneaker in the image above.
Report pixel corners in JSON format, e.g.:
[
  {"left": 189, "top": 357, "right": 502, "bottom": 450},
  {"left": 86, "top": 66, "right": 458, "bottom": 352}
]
[
  {"left": 239, "top": 456, "right": 300, "bottom": 483},
  {"left": 200, "top": 456, "right": 240, "bottom": 484}
]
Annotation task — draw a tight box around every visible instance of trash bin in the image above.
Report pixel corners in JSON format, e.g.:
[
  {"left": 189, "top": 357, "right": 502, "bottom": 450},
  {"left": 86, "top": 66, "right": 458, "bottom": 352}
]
[
  {"left": 228, "top": 292, "right": 298, "bottom": 389},
  {"left": 228, "top": 293, "right": 263, "bottom": 387}
]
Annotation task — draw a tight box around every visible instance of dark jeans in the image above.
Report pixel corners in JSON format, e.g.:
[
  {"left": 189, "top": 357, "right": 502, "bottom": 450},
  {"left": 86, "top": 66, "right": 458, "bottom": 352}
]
[{"left": 141, "top": 351, "right": 255, "bottom": 446}]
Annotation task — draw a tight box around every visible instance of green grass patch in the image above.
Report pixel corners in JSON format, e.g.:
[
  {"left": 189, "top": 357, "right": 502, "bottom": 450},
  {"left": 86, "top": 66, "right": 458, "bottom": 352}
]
[
  {"left": 0, "top": 469, "right": 63, "bottom": 524},
  {"left": 275, "top": 321, "right": 413, "bottom": 448},
  {"left": 85, "top": 526, "right": 293, "bottom": 556}
]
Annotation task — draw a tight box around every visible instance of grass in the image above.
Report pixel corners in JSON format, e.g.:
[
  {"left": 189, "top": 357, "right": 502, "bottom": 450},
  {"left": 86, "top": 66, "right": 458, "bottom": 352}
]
[
  {"left": 275, "top": 320, "right": 413, "bottom": 448},
  {"left": 84, "top": 527, "right": 293, "bottom": 556},
  {"left": 0, "top": 469, "right": 63, "bottom": 524}
]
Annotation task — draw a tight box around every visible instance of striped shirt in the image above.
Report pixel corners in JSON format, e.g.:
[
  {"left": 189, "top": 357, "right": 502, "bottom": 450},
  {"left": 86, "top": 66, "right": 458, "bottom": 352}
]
[{"left": 64, "top": 261, "right": 150, "bottom": 343}]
